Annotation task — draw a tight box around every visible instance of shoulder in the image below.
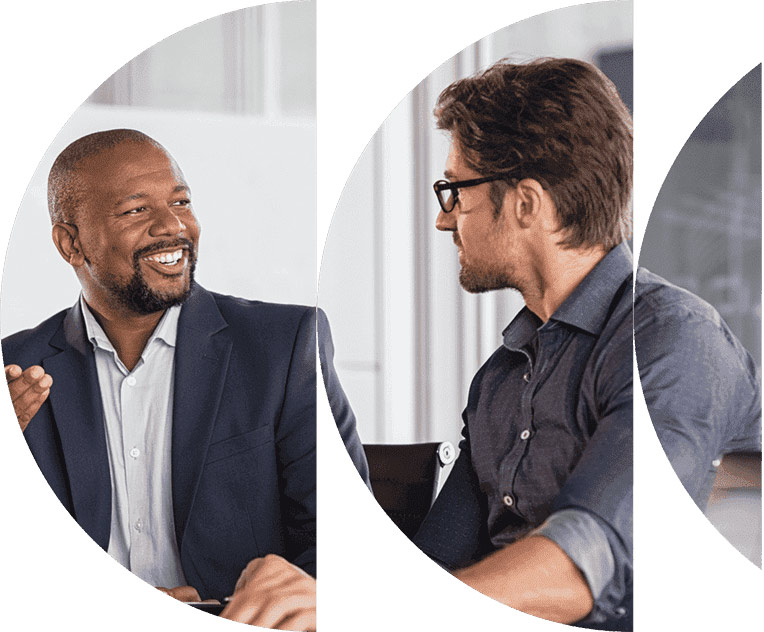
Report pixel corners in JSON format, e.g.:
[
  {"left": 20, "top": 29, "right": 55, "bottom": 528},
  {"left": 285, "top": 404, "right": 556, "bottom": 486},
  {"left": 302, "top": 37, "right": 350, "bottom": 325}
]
[
  {"left": 635, "top": 267, "right": 740, "bottom": 343},
  {"left": 635, "top": 267, "right": 723, "bottom": 328},
  {"left": 635, "top": 268, "right": 760, "bottom": 453},
  {"left": 635, "top": 267, "right": 758, "bottom": 398},
  {"left": 203, "top": 289, "right": 315, "bottom": 349},
  {"left": 1, "top": 308, "right": 70, "bottom": 363},
  {"left": 208, "top": 290, "right": 313, "bottom": 326}
]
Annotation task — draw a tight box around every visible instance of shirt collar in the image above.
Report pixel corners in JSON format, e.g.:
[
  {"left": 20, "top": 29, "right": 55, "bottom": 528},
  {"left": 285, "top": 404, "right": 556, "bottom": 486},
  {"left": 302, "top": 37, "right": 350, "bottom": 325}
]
[
  {"left": 502, "top": 242, "right": 633, "bottom": 349},
  {"left": 80, "top": 295, "right": 181, "bottom": 354},
  {"left": 502, "top": 306, "right": 542, "bottom": 352}
]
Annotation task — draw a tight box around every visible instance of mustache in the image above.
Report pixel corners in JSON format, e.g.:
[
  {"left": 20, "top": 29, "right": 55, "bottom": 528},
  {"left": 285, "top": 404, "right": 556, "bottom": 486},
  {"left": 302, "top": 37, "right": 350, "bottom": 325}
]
[
  {"left": 452, "top": 234, "right": 462, "bottom": 248},
  {"left": 133, "top": 238, "right": 196, "bottom": 264}
]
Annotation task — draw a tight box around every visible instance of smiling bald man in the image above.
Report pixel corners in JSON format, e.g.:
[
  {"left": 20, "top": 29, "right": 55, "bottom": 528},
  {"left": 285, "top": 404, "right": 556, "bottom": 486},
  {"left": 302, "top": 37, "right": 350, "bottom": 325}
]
[{"left": 1, "top": 129, "right": 356, "bottom": 629}]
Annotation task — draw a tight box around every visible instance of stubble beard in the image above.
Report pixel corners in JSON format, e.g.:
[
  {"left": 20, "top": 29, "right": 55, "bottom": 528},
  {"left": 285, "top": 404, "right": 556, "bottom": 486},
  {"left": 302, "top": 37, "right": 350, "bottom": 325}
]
[
  {"left": 458, "top": 262, "right": 518, "bottom": 294},
  {"left": 456, "top": 238, "right": 519, "bottom": 294},
  {"left": 102, "top": 239, "right": 197, "bottom": 315}
]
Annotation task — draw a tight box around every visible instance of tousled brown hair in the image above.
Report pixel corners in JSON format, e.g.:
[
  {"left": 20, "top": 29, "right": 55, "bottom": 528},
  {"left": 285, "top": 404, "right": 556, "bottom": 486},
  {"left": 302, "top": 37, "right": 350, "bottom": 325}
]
[{"left": 435, "top": 58, "right": 632, "bottom": 250}]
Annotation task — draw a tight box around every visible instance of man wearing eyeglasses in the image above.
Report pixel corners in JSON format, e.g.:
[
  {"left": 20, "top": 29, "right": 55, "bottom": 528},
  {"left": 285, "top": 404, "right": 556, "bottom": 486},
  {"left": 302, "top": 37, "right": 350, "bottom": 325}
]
[
  {"left": 413, "top": 59, "right": 634, "bottom": 629},
  {"left": 2, "top": 129, "right": 364, "bottom": 630}
]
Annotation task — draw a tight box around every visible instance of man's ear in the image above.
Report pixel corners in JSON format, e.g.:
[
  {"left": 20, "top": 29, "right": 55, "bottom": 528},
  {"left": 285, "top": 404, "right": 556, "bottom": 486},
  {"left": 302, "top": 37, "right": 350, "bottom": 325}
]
[
  {"left": 52, "top": 222, "right": 84, "bottom": 267},
  {"left": 511, "top": 179, "right": 546, "bottom": 229}
]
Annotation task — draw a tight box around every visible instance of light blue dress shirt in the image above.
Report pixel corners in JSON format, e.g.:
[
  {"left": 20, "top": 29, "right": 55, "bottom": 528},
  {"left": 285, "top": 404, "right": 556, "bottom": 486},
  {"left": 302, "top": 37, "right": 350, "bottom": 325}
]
[{"left": 81, "top": 297, "right": 186, "bottom": 588}]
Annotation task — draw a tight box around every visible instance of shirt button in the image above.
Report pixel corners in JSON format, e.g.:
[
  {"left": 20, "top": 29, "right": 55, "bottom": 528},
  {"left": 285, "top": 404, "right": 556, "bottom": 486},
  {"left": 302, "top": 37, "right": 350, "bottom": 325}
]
[
  {"left": 129, "top": 447, "right": 141, "bottom": 459},
  {"left": 126, "top": 376, "right": 137, "bottom": 386},
  {"left": 711, "top": 458, "right": 721, "bottom": 467},
  {"left": 615, "top": 607, "right": 627, "bottom": 616},
  {"left": 502, "top": 494, "right": 514, "bottom": 507},
  {"left": 520, "top": 429, "right": 531, "bottom": 440},
  {"left": 523, "top": 372, "right": 531, "bottom": 383},
  {"left": 134, "top": 519, "right": 142, "bottom": 532}
]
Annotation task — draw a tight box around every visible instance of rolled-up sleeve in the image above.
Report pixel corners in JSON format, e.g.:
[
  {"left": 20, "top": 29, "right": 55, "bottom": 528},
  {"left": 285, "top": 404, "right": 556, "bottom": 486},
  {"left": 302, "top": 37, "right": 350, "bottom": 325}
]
[
  {"left": 531, "top": 508, "right": 615, "bottom": 601},
  {"left": 552, "top": 411, "right": 632, "bottom": 628},
  {"left": 550, "top": 325, "right": 633, "bottom": 629}
]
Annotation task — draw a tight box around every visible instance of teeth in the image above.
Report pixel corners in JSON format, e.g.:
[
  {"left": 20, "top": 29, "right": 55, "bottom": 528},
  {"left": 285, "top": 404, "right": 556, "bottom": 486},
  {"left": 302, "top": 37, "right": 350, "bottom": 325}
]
[{"left": 143, "top": 249, "right": 183, "bottom": 265}]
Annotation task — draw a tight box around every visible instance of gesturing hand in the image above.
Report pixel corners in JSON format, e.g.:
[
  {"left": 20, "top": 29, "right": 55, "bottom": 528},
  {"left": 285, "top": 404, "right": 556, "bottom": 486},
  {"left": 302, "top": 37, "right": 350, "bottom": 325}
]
[
  {"left": 5, "top": 364, "right": 52, "bottom": 432},
  {"left": 221, "top": 554, "right": 316, "bottom": 630}
]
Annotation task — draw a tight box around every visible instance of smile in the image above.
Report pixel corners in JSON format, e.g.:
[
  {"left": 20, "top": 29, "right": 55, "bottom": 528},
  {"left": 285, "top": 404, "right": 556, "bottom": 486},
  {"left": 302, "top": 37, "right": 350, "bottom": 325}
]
[{"left": 141, "top": 249, "right": 184, "bottom": 267}]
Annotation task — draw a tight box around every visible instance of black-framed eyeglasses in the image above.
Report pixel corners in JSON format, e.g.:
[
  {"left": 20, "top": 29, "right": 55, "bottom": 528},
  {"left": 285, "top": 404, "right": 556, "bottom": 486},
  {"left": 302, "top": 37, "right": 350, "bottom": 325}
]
[{"left": 433, "top": 175, "right": 504, "bottom": 213}]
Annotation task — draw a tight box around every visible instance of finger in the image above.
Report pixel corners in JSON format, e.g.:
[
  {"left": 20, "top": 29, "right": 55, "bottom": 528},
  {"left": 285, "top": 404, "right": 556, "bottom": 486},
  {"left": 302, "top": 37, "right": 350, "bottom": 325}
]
[
  {"left": 11, "top": 371, "right": 51, "bottom": 407},
  {"left": 220, "top": 596, "right": 263, "bottom": 624},
  {"left": 275, "top": 609, "right": 317, "bottom": 632},
  {"left": 21, "top": 365, "right": 45, "bottom": 384},
  {"left": 259, "top": 594, "right": 315, "bottom": 630},
  {"left": 224, "top": 593, "right": 313, "bottom": 629},
  {"left": 8, "top": 376, "right": 35, "bottom": 401},
  {"left": 220, "top": 591, "right": 280, "bottom": 626},
  {"left": 14, "top": 384, "right": 50, "bottom": 418},
  {"left": 5, "top": 364, "right": 22, "bottom": 382},
  {"left": 223, "top": 555, "right": 309, "bottom": 624},
  {"left": 16, "top": 389, "right": 50, "bottom": 432},
  {"left": 8, "top": 366, "right": 47, "bottom": 401},
  {"left": 234, "top": 556, "right": 268, "bottom": 593},
  {"left": 166, "top": 585, "right": 202, "bottom": 602},
  {"left": 33, "top": 374, "right": 53, "bottom": 392}
]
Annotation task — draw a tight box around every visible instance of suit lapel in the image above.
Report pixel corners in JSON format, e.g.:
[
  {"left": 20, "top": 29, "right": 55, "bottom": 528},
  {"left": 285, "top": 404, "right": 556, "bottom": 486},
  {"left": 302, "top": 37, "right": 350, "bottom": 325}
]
[
  {"left": 171, "top": 286, "right": 232, "bottom": 550},
  {"left": 43, "top": 302, "right": 112, "bottom": 551}
]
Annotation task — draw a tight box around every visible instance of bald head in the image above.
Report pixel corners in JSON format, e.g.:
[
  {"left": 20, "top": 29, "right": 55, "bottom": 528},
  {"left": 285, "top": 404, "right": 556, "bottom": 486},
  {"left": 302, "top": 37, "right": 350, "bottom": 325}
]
[{"left": 47, "top": 129, "right": 168, "bottom": 224}]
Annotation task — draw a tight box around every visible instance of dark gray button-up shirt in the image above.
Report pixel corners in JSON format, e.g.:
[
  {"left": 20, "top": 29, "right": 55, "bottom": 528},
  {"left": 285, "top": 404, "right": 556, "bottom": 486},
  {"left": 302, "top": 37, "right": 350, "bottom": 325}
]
[
  {"left": 635, "top": 268, "right": 761, "bottom": 508},
  {"left": 415, "top": 242, "right": 634, "bottom": 630}
]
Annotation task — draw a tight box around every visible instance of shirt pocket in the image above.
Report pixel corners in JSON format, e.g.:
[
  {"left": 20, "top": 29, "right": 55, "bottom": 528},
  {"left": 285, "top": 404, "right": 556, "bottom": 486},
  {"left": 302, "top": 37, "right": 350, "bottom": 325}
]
[{"left": 205, "top": 425, "right": 273, "bottom": 465}]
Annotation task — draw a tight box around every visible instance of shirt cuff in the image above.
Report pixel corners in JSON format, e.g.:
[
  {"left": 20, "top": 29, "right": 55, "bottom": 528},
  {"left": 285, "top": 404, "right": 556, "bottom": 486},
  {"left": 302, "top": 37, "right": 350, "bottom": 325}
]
[{"left": 530, "top": 508, "right": 614, "bottom": 600}]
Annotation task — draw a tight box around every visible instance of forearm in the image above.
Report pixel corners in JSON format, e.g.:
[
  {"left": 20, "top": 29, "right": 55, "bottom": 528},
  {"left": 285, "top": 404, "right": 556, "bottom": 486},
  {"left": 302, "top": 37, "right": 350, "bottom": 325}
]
[{"left": 453, "top": 535, "right": 593, "bottom": 624}]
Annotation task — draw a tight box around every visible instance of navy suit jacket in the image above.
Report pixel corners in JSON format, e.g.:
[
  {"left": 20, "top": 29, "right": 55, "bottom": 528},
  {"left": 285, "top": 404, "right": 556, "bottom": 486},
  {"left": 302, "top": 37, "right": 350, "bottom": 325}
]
[{"left": 2, "top": 285, "right": 316, "bottom": 600}]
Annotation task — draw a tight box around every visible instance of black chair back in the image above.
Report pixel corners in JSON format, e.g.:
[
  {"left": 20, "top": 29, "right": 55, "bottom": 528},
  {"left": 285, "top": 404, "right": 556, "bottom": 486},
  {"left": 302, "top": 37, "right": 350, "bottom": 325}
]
[{"left": 362, "top": 442, "right": 454, "bottom": 538}]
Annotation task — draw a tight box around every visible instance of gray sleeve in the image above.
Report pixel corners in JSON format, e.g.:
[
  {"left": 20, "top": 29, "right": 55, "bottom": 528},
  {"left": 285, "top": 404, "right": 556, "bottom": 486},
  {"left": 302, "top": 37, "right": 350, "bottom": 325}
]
[
  {"left": 530, "top": 508, "right": 614, "bottom": 600},
  {"left": 635, "top": 295, "right": 761, "bottom": 509}
]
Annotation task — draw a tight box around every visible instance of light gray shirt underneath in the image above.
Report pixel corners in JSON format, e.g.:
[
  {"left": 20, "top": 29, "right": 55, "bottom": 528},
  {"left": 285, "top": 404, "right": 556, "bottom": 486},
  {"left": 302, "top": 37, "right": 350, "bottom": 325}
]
[{"left": 81, "top": 297, "right": 186, "bottom": 588}]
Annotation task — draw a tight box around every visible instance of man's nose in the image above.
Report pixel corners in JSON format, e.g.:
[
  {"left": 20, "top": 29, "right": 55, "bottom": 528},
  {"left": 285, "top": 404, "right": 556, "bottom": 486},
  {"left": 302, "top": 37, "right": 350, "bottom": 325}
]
[
  {"left": 435, "top": 208, "right": 456, "bottom": 231},
  {"left": 150, "top": 206, "right": 187, "bottom": 236}
]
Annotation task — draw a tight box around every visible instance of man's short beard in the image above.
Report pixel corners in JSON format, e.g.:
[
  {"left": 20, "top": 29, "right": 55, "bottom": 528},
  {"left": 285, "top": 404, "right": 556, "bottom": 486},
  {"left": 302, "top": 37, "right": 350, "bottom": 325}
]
[
  {"left": 456, "top": 180, "right": 520, "bottom": 294},
  {"left": 103, "top": 240, "right": 197, "bottom": 315},
  {"left": 458, "top": 264, "right": 516, "bottom": 294}
]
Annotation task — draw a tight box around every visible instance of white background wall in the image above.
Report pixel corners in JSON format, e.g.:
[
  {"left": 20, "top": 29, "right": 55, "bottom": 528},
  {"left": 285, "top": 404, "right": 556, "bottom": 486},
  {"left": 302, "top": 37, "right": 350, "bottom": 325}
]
[{"left": 2, "top": 3, "right": 316, "bottom": 337}]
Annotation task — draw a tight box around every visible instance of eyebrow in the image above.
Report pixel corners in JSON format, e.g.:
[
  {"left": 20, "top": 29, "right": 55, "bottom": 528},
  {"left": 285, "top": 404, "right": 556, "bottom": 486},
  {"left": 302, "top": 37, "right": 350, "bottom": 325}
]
[
  {"left": 443, "top": 170, "right": 456, "bottom": 179},
  {"left": 113, "top": 184, "right": 190, "bottom": 207}
]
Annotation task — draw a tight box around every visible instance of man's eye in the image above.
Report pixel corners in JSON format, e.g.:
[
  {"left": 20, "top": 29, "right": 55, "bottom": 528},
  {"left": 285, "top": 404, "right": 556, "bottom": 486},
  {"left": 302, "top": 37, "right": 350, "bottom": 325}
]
[
  {"left": 124, "top": 207, "right": 146, "bottom": 215},
  {"left": 172, "top": 199, "right": 191, "bottom": 208}
]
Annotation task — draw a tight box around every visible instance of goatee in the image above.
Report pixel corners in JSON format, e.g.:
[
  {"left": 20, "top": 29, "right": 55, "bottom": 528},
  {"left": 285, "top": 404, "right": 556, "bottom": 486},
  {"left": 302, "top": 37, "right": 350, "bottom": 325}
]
[{"left": 105, "top": 238, "right": 197, "bottom": 314}]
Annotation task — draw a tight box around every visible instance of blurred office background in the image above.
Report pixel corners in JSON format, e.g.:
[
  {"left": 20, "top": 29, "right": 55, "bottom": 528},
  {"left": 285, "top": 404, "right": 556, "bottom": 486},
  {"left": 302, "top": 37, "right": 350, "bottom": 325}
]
[
  {"left": 640, "top": 66, "right": 761, "bottom": 367},
  {"left": 1, "top": 1, "right": 316, "bottom": 336},
  {"left": 319, "top": 1, "right": 633, "bottom": 448},
  {"left": 639, "top": 66, "right": 762, "bottom": 566}
]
